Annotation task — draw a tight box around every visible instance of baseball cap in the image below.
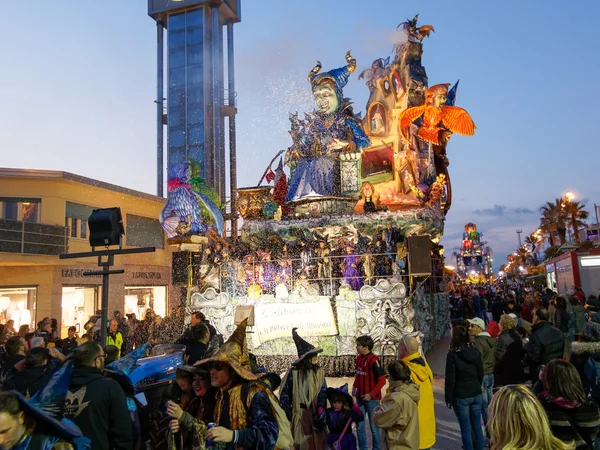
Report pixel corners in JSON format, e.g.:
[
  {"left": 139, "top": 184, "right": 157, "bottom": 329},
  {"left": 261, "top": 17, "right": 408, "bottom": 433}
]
[{"left": 467, "top": 318, "right": 485, "bottom": 329}]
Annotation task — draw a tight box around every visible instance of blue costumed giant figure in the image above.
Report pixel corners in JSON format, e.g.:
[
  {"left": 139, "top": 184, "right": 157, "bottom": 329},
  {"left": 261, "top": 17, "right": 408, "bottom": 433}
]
[{"left": 285, "top": 52, "right": 370, "bottom": 203}]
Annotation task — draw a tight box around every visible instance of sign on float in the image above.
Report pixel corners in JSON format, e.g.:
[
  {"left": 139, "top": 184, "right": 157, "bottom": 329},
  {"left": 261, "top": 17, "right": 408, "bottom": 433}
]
[{"left": 253, "top": 299, "right": 338, "bottom": 345}]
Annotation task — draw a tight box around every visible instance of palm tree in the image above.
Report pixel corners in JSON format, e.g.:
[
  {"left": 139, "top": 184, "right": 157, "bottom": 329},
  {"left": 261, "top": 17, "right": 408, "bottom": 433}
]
[
  {"left": 540, "top": 198, "right": 568, "bottom": 245},
  {"left": 563, "top": 200, "right": 589, "bottom": 244}
]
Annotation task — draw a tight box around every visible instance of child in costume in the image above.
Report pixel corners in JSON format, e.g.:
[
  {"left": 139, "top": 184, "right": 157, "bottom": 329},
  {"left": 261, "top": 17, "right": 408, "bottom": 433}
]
[{"left": 325, "top": 384, "right": 363, "bottom": 450}]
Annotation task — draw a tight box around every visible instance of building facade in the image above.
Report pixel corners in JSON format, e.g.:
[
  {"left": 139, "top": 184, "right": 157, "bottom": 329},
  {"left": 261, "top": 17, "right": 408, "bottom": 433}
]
[{"left": 0, "top": 168, "right": 178, "bottom": 337}]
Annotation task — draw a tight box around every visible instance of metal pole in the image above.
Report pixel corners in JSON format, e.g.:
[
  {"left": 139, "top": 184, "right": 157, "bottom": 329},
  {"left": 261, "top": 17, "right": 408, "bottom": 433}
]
[
  {"left": 227, "top": 21, "right": 238, "bottom": 240},
  {"left": 212, "top": 6, "right": 221, "bottom": 192},
  {"left": 100, "top": 261, "right": 110, "bottom": 346},
  {"left": 156, "top": 19, "right": 165, "bottom": 197}
]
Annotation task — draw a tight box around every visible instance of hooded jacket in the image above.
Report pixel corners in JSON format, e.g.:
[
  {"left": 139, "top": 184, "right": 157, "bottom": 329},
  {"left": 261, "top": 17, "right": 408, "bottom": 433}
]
[
  {"left": 473, "top": 332, "right": 496, "bottom": 375},
  {"left": 373, "top": 381, "right": 420, "bottom": 450},
  {"left": 3, "top": 366, "right": 49, "bottom": 397},
  {"left": 570, "top": 341, "right": 600, "bottom": 390},
  {"left": 400, "top": 352, "right": 435, "bottom": 449},
  {"left": 444, "top": 346, "right": 483, "bottom": 405},
  {"left": 64, "top": 365, "right": 133, "bottom": 450}
]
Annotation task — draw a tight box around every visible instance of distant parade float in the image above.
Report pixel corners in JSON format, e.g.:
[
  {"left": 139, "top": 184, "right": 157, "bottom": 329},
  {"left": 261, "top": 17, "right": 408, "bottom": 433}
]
[
  {"left": 453, "top": 223, "right": 494, "bottom": 285},
  {"left": 160, "top": 15, "right": 475, "bottom": 373}
]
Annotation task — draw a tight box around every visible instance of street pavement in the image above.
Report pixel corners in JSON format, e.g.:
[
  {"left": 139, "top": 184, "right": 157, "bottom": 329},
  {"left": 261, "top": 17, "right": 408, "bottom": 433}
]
[{"left": 326, "top": 334, "right": 464, "bottom": 449}]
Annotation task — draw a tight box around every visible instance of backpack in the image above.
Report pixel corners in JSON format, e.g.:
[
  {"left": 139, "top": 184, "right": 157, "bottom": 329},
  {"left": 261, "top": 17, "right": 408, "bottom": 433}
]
[
  {"left": 241, "top": 380, "right": 294, "bottom": 450},
  {"left": 583, "top": 356, "right": 600, "bottom": 398}
]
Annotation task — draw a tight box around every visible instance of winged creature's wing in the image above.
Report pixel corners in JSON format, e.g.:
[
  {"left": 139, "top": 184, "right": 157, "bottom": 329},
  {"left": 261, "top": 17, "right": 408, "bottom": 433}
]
[
  {"left": 398, "top": 105, "right": 427, "bottom": 142},
  {"left": 441, "top": 106, "right": 476, "bottom": 136},
  {"left": 193, "top": 191, "right": 224, "bottom": 237},
  {"left": 417, "top": 25, "right": 435, "bottom": 39},
  {"left": 358, "top": 69, "right": 372, "bottom": 81}
]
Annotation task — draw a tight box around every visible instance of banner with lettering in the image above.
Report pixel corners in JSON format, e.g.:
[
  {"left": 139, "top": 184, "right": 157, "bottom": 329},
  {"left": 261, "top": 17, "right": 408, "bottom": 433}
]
[{"left": 253, "top": 299, "right": 338, "bottom": 344}]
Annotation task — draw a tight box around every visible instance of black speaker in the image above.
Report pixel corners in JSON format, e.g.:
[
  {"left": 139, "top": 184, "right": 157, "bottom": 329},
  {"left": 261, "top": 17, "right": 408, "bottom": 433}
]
[{"left": 407, "top": 236, "right": 432, "bottom": 276}]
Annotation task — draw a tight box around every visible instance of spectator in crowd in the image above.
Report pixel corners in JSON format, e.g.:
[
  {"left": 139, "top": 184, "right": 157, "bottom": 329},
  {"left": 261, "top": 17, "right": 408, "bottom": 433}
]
[
  {"left": 34, "top": 319, "right": 53, "bottom": 345},
  {"left": 569, "top": 296, "right": 587, "bottom": 341},
  {"left": 555, "top": 296, "right": 571, "bottom": 338},
  {"left": 17, "top": 325, "right": 29, "bottom": 337},
  {"left": 113, "top": 310, "right": 130, "bottom": 354},
  {"left": 106, "top": 320, "right": 123, "bottom": 357},
  {"left": 281, "top": 327, "right": 328, "bottom": 449},
  {"left": 182, "top": 323, "right": 210, "bottom": 366},
  {"left": 468, "top": 317, "right": 495, "bottom": 440},
  {"left": 30, "top": 337, "right": 45, "bottom": 349},
  {"left": 171, "top": 366, "right": 196, "bottom": 410},
  {"left": 324, "top": 384, "right": 363, "bottom": 450},
  {"left": 549, "top": 294, "right": 558, "bottom": 326},
  {"left": 167, "top": 365, "right": 217, "bottom": 448},
  {"left": 570, "top": 321, "right": 600, "bottom": 401},
  {"left": 524, "top": 308, "right": 565, "bottom": 383},
  {"left": 104, "top": 345, "right": 119, "bottom": 365},
  {"left": 373, "top": 360, "right": 420, "bottom": 450},
  {"left": 493, "top": 314, "right": 525, "bottom": 387},
  {"left": 444, "top": 323, "right": 484, "bottom": 450},
  {"left": 489, "top": 384, "right": 574, "bottom": 450},
  {"left": 4, "top": 320, "right": 15, "bottom": 336},
  {"left": 178, "top": 311, "right": 217, "bottom": 345},
  {"left": 62, "top": 326, "right": 79, "bottom": 354},
  {"left": 0, "top": 337, "right": 27, "bottom": 385},
  {"left": 198, "top": 319, "right": 279, "bottom": 449},
  {"left": 398, "top": 335, "right": 436, "bottom": 450},
  {"left": 587, "top": 294, "right": 600, "bottom": 312},
  {"left": 64, "top": 341, "right": 133, "bottom": 450},
  {"left": 353, "top": 335, "right": 386, "bottom": 450},
  {"left": 79, "top": 333, "right": 91, "bottom": 345},
  {"left": 538, "top": 359, "right": 600, "bottom": 448},
  {"left": 3, "top": 347, "right": 51, "bottom": 397}
]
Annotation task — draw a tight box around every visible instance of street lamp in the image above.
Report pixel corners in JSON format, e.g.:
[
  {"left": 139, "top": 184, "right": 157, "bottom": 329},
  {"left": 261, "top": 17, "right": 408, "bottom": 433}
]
[{"left": 565, "top": 191, "right": 575, "bottom": 202}]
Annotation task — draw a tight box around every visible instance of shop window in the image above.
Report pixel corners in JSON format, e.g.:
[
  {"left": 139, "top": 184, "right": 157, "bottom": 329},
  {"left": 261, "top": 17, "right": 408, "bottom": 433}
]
[
  {"left": 126, "top": 214, "right": 165, "bottom": 249},
  {"left": 70, "top": 218, "right": 79, "bottom": 238},
  {"left": 80, "top": 219, "right": 87, "bottom": 239},
  {"left": 124, "top": 286, "right": 167, "bottom": 320},
  {"left": 61, "top": 286, "right": 98, "bottom": 338},
  {"left": 0, "top": 287, "right": 37, "bottom": 330}
]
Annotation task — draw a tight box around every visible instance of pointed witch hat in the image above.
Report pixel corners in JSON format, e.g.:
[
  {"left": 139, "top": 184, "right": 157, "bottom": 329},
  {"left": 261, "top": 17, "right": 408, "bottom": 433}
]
[
  {"left": 104, "top": 343, "right": 151, "bottom": 395},
  {"left": 193, "top": 318, "right": 257, "bottom": 381},
  {"left": 326, "top": 383, "right": 354, "bottom": 409},
  {"left": 291, "top": 327, "right": 323, "bottom": 366},
  {"left": 10, "top": 361, "right": 83, "bottom": 439}
]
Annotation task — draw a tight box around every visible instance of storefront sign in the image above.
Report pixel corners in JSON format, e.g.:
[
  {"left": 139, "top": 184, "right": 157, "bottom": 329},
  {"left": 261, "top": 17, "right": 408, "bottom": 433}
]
[
  {"left": 61, "top": 269, "right": 100, "bottom": 278},
  {"left": 132, "top": 271, "right": 162, "bottom": 280},
  {"left": 254, "top": 298, "right": 338, "bottom": 344}
]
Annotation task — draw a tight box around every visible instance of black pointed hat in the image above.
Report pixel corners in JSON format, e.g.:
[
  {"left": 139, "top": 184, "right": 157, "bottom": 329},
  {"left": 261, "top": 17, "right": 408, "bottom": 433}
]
[
  {"left": 291, "top": 327, "right": 323, "bottom": 366},
  {"left": 326, "top": 383, "right": 354, "bottom": 409},
  {"left": 12, "top": 361, "right": 84, "bottom": 440}
]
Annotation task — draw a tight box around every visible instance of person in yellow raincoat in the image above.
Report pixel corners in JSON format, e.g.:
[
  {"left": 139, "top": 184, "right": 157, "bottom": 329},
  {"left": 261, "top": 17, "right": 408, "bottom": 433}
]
[{"left": 397, "top": 336, "right": 436, "bottom": 450}]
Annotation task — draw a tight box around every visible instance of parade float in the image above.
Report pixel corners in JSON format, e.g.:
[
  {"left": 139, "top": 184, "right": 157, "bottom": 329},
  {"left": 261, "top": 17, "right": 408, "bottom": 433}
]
[
  {"left": 454, "top": 222, "right": 494, "bottom": 285},
  {"left": 161, "top": 15, "right": 475, "bottom": 374}
]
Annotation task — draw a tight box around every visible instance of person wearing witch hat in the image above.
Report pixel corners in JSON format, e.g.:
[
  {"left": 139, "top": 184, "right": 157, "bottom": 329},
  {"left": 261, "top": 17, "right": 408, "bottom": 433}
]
[
  {"left": 193, "top": 318, "right": 279, "bottom": 450},
  {"left": 325, "top": 384, "right": 363, "bottom": 450},
  {"left": 0, "top": 361, "right": 91, "bottom": 449},
  {"left": 279, "top": 328, "right": 328, "bottom": 450}
]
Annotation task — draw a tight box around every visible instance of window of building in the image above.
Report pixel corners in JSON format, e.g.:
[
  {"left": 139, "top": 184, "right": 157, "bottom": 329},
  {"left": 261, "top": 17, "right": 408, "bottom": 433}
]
[
  {"left": 61, "top": 286, "right": 97, "bottom": 337},
  {"left": 0, "top": 287, "right": 37, "bottom": 330},
  {"left": 0, "top": 198, "right": 41, "bottom": 222},
  {"left": 66, "top": 202, "right": 95, "bottom": 239},
  {"left": 126, "top": 214, "right": 165, "bottom": 249},
  {"left": 124, "top": 286, "right": 167, "bottom": 320}
]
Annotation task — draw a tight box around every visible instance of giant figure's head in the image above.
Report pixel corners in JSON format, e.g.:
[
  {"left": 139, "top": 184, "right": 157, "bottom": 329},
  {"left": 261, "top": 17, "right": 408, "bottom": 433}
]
[
  {"left": 425, "top": 83, "right": 450, "bottom": 108},
  {"left": 308, "top": 51, "right": 356, "bottom": 114}
]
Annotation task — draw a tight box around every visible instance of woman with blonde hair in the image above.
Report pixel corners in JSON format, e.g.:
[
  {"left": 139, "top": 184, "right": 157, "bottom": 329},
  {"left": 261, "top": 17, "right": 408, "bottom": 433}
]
[{"left": 488, "top": 384, "right": 574, "bottom": 450}]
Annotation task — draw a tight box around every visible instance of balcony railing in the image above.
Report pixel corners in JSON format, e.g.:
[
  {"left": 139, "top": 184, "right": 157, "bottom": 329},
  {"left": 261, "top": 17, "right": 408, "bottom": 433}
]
[{"left": 0, "top": 219, "right": 68, "bottom": 255}]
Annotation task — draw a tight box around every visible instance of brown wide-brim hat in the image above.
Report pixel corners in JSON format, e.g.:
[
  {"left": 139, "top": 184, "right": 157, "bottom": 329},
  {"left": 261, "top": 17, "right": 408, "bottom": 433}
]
[{"left": 193, "top": 318, "right": 257, "bottom": 381}]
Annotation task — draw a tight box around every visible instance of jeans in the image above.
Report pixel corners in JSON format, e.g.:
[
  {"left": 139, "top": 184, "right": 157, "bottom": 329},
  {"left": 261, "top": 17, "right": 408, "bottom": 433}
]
[
  {"left": 481, "top": 374, "right": 494, "bottom": 429},
  {"left": 453, "top": 395, "right": 484, "bottom": 450},
  {"left": 357, "top": 398, "right": 381, "bottom": 450}
]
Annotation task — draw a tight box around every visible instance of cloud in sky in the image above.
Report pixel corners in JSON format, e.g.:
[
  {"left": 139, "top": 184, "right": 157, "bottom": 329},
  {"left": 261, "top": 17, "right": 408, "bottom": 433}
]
[{"left": 473, "top": 204, "right": 536, "bottom": 217}]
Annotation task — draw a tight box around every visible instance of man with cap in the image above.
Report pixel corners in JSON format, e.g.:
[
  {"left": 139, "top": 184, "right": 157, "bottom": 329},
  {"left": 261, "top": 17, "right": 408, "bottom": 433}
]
[
  {"left": 468, "top": 317, "right": 495, "bottom": 439},
  {"left": 193, "top": 318, "right": 279, "bottom": 449},
  {"left": 397, "top": 335, "right": 436, "bottom": 450},
  {"left": 0, "top": 361, "right": 91, "bottom": 449},
  {"left": 279, "top": 327, "right": 328, "bottom": 450}
]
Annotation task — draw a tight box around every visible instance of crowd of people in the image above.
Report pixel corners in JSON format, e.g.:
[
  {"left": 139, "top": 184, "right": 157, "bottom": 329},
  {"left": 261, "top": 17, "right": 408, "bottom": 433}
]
[{"left": 445, "top": 282, "right": 600, "bottom": 449}]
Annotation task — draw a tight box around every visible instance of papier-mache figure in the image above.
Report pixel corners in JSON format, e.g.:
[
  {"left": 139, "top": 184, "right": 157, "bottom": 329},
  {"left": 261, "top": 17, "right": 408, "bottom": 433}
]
[{"left": 285, "top": 52, "right": 371, "bottom": 203}]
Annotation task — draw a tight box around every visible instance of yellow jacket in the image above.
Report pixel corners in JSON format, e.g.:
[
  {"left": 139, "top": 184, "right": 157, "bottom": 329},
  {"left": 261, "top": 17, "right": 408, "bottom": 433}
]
[{"left": 401, "top": 351, "right": 436, "bottom": 449}]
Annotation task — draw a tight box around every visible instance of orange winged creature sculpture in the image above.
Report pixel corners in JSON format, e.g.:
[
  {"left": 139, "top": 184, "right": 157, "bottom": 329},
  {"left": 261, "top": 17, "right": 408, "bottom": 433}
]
[{"left": 399, "top": 83, "right": 476, "bottom": 146}]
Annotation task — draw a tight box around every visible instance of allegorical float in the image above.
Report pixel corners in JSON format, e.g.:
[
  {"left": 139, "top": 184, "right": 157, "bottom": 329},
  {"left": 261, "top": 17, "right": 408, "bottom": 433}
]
[
  {"left": 453, "top": 222, "right": 494, "bottom": 285},
  {"left": 160, "top": 14, "right": 475, "bottom": 373}
]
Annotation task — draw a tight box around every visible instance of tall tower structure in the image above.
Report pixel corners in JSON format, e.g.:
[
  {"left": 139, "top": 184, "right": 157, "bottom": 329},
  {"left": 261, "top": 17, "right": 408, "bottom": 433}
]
[{"left": 148, "top": 0, "right": 240, "bottom": 236}]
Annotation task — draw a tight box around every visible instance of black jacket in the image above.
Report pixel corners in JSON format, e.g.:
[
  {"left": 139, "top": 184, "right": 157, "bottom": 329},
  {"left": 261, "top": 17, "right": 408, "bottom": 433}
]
[
  {"left": 3, "top": 366, "right": 49, "bottom": 396},
  {"left": 494, "top": 329, "right": 525, "bottom": 387},
  {"left": 444, "top": 346, "right": 483, "bottom": 405},
  {"left": 182, "top": 340, "right": 208, "bottom": 366},
  {"left": 524, "top": 321, "right": 565, "bottom": 381},
  {"left": 490, "top": 299, "right": 506, "bottom": 322},
  {"left": 64, "top": 366, "right": 133, "bottom": 450},
  {"left": 555, "top": 309, "right": 571, "bottom": 333},
  {"left": 62, "top": 337, "right": 79, "bottom": 354},
  {"left": 0, "top": 354, "right": 25, "bottom": 386}
]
